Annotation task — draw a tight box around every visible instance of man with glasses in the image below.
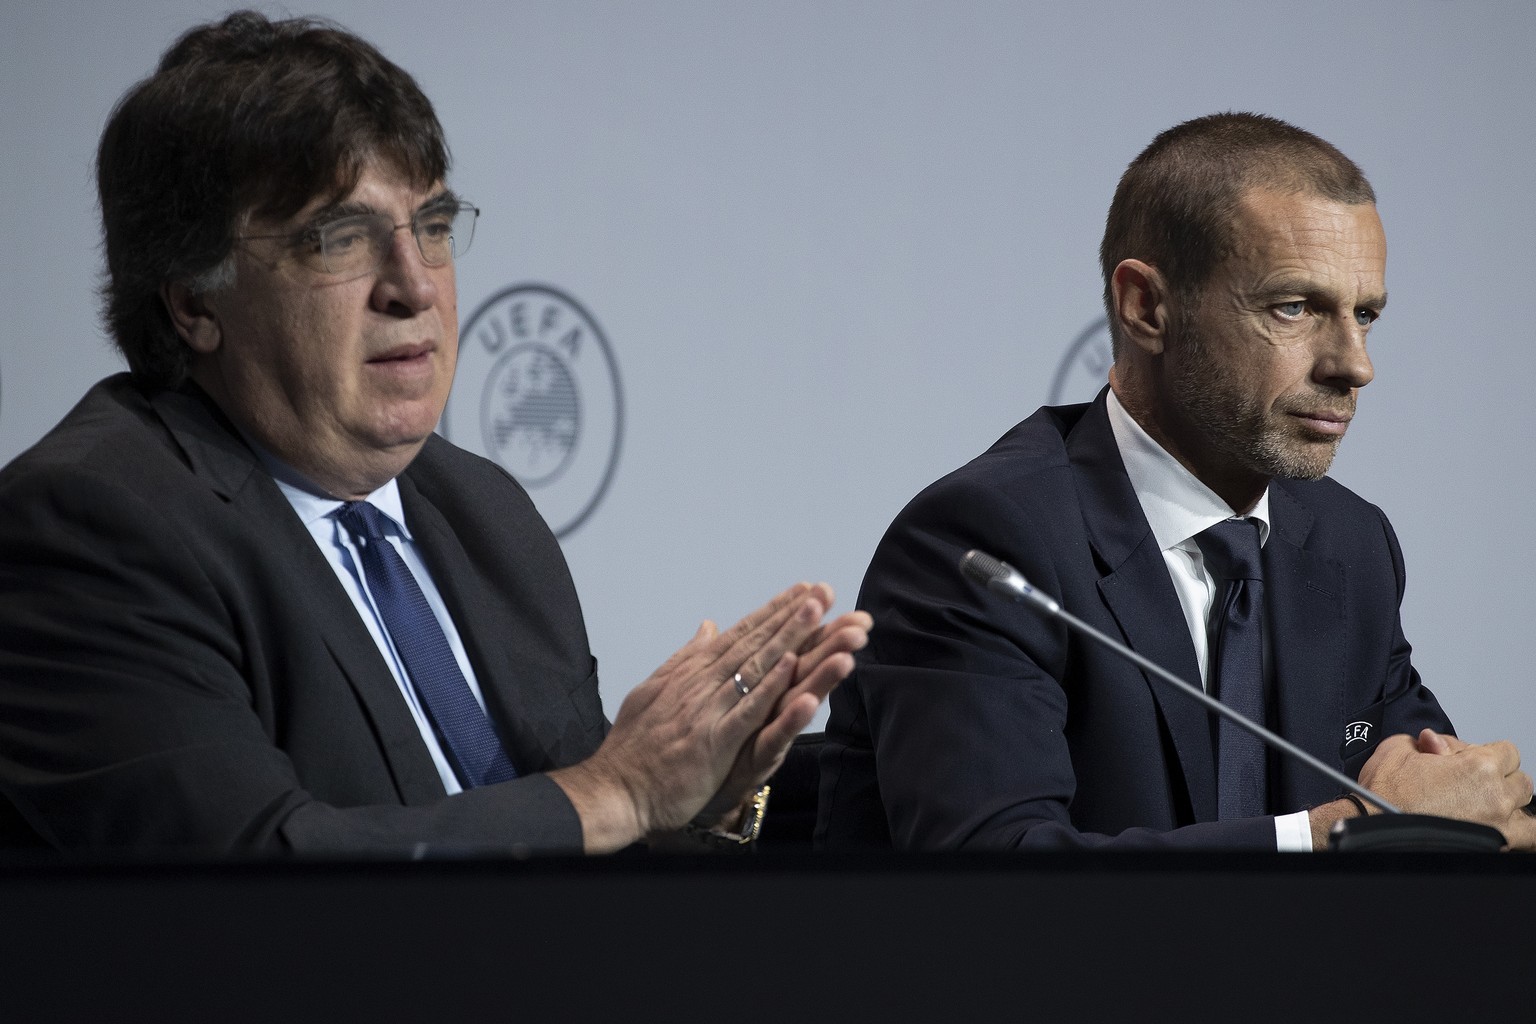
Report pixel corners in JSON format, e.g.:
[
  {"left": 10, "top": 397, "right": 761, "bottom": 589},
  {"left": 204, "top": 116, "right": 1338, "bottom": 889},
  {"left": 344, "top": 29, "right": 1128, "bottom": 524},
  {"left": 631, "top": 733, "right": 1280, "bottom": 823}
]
[{"left": 0, "top": 11, "right": 869, "bottom": 854}]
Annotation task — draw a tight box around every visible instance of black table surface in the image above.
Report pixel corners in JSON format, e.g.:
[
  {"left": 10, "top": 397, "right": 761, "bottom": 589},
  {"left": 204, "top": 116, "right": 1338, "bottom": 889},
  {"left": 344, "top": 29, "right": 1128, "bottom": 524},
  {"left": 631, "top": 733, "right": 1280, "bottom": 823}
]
[{"left": 3, "top": 849, "right": 1530, "bottom": 1021}]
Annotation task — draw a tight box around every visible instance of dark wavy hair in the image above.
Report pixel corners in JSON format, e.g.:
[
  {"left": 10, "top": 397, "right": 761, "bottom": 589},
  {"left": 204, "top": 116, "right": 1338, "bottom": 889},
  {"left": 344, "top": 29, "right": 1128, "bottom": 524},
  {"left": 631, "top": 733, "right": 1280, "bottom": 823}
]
[
  {"left": 96, "top": 10, "right": 450, "bottom": 387},
  {"left": 1099, "top": 112, "right": 1375, "bottom": 356}
]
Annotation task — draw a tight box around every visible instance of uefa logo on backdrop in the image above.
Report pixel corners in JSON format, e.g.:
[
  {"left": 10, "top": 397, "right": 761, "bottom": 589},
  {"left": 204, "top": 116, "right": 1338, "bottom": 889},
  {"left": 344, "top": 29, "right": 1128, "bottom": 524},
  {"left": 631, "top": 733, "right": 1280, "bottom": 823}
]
[
  {"left": 1049, "top": 317, "right": 1112, "bottom": 406},
  {"left": 445, "top": 284, "right": 624, "bottom": 538}
]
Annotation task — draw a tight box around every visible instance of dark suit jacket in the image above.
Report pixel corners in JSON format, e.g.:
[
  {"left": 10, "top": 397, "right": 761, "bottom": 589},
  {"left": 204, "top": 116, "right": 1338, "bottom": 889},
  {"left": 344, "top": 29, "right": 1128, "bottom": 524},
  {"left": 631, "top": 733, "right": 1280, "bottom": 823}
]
[
  {"left": 816, "top": 392, "right": 1451, "bottom": 850},
  {"left": 0, "top": 375, "right": 606, "bottom": 853}
]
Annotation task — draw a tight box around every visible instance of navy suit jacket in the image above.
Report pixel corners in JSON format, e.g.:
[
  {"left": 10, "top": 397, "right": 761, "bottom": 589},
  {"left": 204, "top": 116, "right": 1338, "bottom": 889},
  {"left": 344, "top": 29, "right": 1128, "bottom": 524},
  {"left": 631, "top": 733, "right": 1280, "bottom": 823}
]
[
  {"left": 816, "top": 391, "right": 1451, "bottom": 850},
  {"left": 0, "top": 375, "right": 606, "bottom": 853}
]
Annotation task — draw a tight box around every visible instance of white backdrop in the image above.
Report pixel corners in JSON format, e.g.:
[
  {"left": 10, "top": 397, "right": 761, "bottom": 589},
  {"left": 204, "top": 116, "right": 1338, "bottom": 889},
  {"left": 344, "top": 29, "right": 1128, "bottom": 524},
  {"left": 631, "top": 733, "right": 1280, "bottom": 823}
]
[{"left": 4, "top": 1, "right": 1533, "bottom": 761}]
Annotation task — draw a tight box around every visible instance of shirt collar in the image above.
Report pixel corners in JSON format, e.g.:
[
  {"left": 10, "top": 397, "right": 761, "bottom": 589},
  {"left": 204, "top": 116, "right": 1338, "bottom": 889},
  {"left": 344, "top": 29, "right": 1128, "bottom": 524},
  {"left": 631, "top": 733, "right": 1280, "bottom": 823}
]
[
  {"left": 241, "top": 431, "right": 412, "bottom": 539},
  {"left": 1104, "top": 388, "right": 1270, "bottom": 553}
]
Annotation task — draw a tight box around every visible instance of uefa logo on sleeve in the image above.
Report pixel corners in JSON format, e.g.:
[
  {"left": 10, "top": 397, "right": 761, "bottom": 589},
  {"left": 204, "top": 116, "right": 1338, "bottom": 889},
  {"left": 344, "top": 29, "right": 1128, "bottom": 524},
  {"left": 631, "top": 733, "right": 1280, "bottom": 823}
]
[
  {"left": 444, "top": 284, "right": 624, "bottom": 538},
  {"left": 1049, "top": 317, "right": 1112, "bottom": 406}
]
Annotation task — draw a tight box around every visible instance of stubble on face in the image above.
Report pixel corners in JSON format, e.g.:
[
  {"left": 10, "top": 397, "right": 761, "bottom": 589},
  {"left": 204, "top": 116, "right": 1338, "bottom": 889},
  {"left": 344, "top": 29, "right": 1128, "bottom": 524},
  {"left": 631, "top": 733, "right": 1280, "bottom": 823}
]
[{"left": 1168, "top": 297, "right": 1353, "bottom": 483}]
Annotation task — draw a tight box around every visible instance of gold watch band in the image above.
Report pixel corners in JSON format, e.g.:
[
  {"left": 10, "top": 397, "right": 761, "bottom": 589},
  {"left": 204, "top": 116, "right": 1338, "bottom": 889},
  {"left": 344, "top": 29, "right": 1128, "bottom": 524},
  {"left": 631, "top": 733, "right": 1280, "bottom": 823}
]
[{"left": 682, "top": 785, "right": 771, "bottom": 847}]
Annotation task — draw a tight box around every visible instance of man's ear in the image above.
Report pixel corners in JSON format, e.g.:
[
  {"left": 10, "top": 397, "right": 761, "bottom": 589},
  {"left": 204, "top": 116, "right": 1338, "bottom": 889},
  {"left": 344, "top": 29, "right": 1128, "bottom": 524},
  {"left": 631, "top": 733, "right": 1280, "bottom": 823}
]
[
  {"left": 1110, "top": 259, "right": 1171, "bottom": 356},
  {"left": 161, "top": 280, "right": 222, "bottom": 355}
]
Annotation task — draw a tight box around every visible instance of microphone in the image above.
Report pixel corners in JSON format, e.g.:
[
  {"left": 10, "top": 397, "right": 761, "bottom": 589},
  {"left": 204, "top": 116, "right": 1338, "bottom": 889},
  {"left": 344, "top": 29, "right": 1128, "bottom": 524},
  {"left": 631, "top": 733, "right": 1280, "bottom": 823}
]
[
  {"left": 959, "top": 548, "right": 1507, "bottom": 851},
  {"left": 961, "top": 549, "right": 1062, "bottom": 616}
]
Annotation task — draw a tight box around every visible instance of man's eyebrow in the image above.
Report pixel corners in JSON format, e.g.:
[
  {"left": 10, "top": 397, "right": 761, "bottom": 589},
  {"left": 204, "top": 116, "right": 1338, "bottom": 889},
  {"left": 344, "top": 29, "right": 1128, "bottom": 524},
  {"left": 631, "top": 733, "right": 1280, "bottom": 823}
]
[
  {"left": 297, "top": 189, "right": 460, "bottom": 229},
  {"left": 297, "top": 199, "right": 374, "bottom": 230},
  {"left": 417, "top": 189, "right": 461, "bottom": 214},
  {"left": 1256, "top": 279, "right": 1388, "bottom": 311}
]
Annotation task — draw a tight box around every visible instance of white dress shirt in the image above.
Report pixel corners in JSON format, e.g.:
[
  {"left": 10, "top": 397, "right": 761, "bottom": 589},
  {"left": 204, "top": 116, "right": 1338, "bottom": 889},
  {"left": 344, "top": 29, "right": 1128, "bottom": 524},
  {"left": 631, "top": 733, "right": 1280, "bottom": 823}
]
[
  {"left": 1105, "top": 391, "right": 1312, "bottom": 851},
  {"left": 251, "top": 447, "right": 489, "bottom": 797}
]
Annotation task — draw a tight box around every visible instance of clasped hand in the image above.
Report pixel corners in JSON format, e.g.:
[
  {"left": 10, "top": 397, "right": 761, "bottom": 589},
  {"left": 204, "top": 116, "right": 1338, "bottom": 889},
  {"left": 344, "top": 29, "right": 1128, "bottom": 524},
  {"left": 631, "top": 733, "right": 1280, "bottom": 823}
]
[
  {"left": 551, "top": 582, "right": 870, "bottom": 852},
  {"left": 1359, "top": 729, "right": 1536, "bottom": 850}
]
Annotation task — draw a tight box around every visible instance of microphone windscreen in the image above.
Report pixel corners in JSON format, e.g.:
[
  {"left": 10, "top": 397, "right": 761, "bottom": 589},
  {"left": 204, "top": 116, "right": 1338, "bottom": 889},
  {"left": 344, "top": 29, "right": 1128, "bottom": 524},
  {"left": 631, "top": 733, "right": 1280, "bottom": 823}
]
[{"left": 959, "top": 549, "right": 1010, "bottom": 587}]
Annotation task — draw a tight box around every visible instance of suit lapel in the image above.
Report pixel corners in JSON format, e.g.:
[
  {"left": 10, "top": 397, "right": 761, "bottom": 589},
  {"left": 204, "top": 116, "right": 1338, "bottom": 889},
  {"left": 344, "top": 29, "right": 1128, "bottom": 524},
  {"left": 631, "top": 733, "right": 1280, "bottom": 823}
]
[
  {"left": 150, "top": 386, "right": 448, "bottom": 804},
  {"left": 399, "top": 472, "right": 570, "bottom": 774},
  {"left": 1264, "top": 484, "right": 1345, "bottom": 808},
  {"left": 1067, "top": 394, "right": 1218, "bottom": 822}
]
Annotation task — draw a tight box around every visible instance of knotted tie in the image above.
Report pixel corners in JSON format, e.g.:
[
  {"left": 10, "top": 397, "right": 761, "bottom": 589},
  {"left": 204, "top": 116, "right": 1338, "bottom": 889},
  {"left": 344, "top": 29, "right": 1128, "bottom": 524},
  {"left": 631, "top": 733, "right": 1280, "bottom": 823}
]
[
  {"left": 335, "top": 501, "right": 518, "bottom": 787},
  {"left": 1196, "top": 518, "right": 1267, "bottom": 819}
]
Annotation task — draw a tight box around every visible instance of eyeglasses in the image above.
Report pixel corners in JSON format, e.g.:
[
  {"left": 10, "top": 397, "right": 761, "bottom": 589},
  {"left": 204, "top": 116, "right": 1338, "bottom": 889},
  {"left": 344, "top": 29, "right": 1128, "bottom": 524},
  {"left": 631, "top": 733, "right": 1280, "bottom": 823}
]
[{"left": 238, "top": 202, "right": 479, "bottom": 278}]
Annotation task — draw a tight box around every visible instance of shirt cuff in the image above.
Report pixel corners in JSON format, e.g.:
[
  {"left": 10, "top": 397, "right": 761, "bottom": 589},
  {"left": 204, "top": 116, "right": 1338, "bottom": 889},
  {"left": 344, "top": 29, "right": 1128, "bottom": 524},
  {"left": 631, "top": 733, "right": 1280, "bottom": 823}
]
[{"left": 1274, "top": 809, "right": 1313, "bottom": 852}]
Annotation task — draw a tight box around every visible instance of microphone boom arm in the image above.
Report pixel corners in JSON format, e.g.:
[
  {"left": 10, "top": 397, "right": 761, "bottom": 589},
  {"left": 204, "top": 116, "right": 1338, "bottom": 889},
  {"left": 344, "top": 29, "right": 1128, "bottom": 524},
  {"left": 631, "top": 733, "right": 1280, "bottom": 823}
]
[{"left": 960, "top": 549, "right": 1403, "bottom": 815}]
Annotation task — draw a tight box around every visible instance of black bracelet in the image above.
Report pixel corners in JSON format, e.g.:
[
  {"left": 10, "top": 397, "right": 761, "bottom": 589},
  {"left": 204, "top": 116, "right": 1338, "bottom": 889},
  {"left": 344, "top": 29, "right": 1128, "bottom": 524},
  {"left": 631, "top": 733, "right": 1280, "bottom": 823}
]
[{"left": 1340, "top": 792, "right": 1371, "bottom": 817}]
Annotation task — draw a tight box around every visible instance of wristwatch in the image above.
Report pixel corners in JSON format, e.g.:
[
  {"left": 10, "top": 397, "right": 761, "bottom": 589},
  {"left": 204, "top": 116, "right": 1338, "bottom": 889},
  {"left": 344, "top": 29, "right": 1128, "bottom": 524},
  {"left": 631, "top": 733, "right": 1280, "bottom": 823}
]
[{"left": 682, "top": 785, "right": 771, "bottom": 849}]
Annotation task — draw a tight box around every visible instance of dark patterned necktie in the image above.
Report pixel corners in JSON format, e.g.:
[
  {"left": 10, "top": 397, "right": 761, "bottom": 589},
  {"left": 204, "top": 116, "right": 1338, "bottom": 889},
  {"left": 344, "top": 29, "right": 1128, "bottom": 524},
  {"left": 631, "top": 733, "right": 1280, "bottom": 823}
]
[
  {"left": 1196, "top": 518, "right": 1267, "bottom": 819},
  {"left": 335, "top": 501, "right": 518, "bottom": 788}
]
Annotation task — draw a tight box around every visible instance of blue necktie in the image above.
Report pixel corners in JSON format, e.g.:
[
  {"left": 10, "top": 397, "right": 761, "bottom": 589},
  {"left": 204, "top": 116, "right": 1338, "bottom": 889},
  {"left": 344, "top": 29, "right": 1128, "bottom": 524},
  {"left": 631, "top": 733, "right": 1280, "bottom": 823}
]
[
  {"left": 1196, "top": 519, "right": 1267, "bottom": 819},
  {"left": 335, "top": 501, "right": 518, "bottom": 788}
]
